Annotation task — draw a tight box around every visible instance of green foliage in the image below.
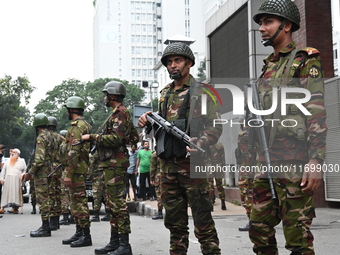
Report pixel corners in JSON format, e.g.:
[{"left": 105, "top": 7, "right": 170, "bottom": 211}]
[
  {"left": 34, "top": 77, "right": 145, "bottom": 132},
  {"left": 0, "top": 75, "right": 36, "bottom": 159}
]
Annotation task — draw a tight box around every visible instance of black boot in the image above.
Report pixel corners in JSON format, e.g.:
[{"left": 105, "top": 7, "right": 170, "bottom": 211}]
[
  {"left": 62, "top": 225, "right": 82, "bottom": 244},
  {"left": 152, "top": 209, "right": 163, "bottom": 220},
  {"left": 108, "top": 234, "right": 132, "bottom": 255},
  {"left": 31, "top": 205, "right": 36, "bottom": 214},
  {"left": 91, "top": 210, "right": 100, "bottom": 222},
  {"left": 101, "top": 213, "right": 110, "bottom": 221},
  {"left": 68, "top": 214, "right": 76, "bottom": 224},
  {"left": 70, "top": 227, "right": 92, "bottom": 247},
  {"left": 238, "top": 222, "right": 250, "bottom": 231},
  {"left": 30, "top": 220, "right": 51, "bottom": 237},
  {"left": 221, "top": 199, "right": 227, "bottom": 211},
  {"left": 59, "top": 213, "right": 70, "bottom": 225},
  {"left": 49, "top": 216, "right": 59, "bottom": 231},
  {"left": 94, "top": 231, "right": 120, "bottom": 254}
]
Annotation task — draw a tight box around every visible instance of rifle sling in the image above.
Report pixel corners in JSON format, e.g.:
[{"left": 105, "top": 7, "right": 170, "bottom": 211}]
[{"left": 268, "top": 48, "right": 298, "bottom": 148}]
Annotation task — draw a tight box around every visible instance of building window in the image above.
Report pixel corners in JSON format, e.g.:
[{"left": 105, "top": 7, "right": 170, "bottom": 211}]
[
  {"left": 142, "top": 35, "right": 147, "bottom": 43},
  {"left": 143, "top": 69, "right": 147, "bottom": 77},
  {"left": 137, "top": 69, "right": 141, "bottom": 77},
  {"left": 136, "top": 13, "right": 140, "bottom": 21},
  {"left": 132, "top": 69, "right": 135, "bottom": 77},
  {"left": 131, "top": 35, "right": 134, "bottom": 43},
  {"left": 137, "top": 58, "right": 141, "bottom": 65},
  {"left": 142, "top": 58, "right": 147, "bottom": 65},
  {"left": 131, "top": 46, "right": 135, "bottom": 54},
  {"left": 131, "top": 58, "right": 135, "bottom": 65}
]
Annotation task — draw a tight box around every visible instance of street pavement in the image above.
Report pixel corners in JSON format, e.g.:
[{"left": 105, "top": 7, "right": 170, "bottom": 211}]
[{"left": 0, "top": 199, "right": 339, "bottom": 255}]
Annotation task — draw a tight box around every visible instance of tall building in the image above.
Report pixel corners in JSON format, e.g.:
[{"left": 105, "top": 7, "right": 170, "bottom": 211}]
[
  {"left": 93, "top": 0, "right": 206, "bottom": 103},
  {"left": 93, "top": 0, "right": 161, "bottom": 103}
]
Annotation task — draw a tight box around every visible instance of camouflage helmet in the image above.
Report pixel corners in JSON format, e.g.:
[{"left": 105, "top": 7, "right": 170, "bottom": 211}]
[
  {"left": 102, "top": 81, "right": 126, "bottom": 97},
  {"left": 47, "top": 116, "right": 58, "bottom": 127},
  {"left": 33, "top": 113, "right": 49, "bottom": 127},
  {"left": 64, "top": 96, "right": 85, "bottom": 110},
  {"left": 161, "top": 42, "right": 195, "bottom": 67},
  {"left": 253, "top": 0, "right": 300, "bottom": 32},
  {"left": 60, "top": 130, "right": 67, "bottom": 137}
]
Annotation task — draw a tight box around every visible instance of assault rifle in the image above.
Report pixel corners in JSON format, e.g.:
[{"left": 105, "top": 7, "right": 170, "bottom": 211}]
[
  {"left": 25, "top": 149, "right": 35, "bottom": 173},
  {"left": 245, "top": 82, "right": 277, "bottom": 200},
  {"left": 48, "top": 164, "right": 63, "bottom": 178},
  {"left": 145, "top": 112, "right": 206, "bottom": 156},
  {"left": 72, "top": 113, "right": 112, "bottom": 154},
  {"left": 72, "top": 139, "right": 96, "bottom": 154}
]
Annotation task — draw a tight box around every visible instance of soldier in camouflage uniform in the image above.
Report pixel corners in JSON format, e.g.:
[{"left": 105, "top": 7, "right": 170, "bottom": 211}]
[
  {"left": 208, "top": 142, "right": 227, "bottom": 211},
  {"left": 150, "top": 150, "right": 163, "bottom": 220},
  {"left": 249, "top": 1, "right": 327, "bottom": 254},
  {"left": 236, "top": 126, "right": 256, "bottom": 231},
  {"left": 47, "top": 116, "right": 65, "bottom": 231},
  {"left": 24, "top": 113, "right": 56, "bottom": 237},
  {"left": 88, "top": 152, "right": 107, "bottom": 222},
  {"left": 82, "top": 81, "right": 139, "bottom": 255},
  {"left": 58, "top": 129, "right": 74, "bottom": 225},
  {"left": 138, "top": 42, "right": 222, "bottom": 255},
  {"left": 62, "top": 96, "right": 93, "bottom": 248}
]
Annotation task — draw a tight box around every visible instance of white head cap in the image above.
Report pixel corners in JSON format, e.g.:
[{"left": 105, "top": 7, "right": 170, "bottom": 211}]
[{"left": 13, "top": 148, "right": 21, "bottom": 155}]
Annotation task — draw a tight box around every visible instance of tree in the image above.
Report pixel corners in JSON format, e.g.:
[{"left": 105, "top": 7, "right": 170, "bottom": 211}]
[
  {"left": 34, "top": 78, "right": 145, "bottom": 132},
  {"left": 197, "top": 57, "right": 206, "bottom": 82},
  {"left": 0, "top": 75, "right": 36, "bottom": 159}
]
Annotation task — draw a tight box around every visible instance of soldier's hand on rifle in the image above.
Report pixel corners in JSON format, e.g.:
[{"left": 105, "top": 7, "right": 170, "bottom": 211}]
[
  {"left": 138, "top": 111, "right": 152, "bottom": 128},
  {"left": 82, "top": 134, "right": 91, "bottom": 141},
  {"left": 64, "top": 177, "right": 72, "bottom": 187},
  {"left": 23, "top": 173, "right": 32, "bottom": 182},
  {"left": 186, "top": 137, "right": 201, "bottom": 154},
  {"left": 301, "top": 158, "right": 323, "bottom": 193}
]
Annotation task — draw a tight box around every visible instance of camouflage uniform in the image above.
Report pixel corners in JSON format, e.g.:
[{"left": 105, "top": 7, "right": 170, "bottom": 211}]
[
  {"left": 150, "top": 151, "right": 163, "bottom": 211},
  {"left": 208, "top": 142, "right": 226, "bottom": 203},
  {"left": 237, "top": 127, "right": 256, "bottom": 219},
  {"left": 49, "top": 131, "right": 65, "bottom": 221},
  {"left": 89, "top": 152, "right": 105, "bottom": 212},
  {"left": 65, "top": 117, "right": 92, "bottom": 228},
  {"left": 249, "top": 42, "right": 327, "bottom": 255},
  {"left": 158, "top": 75, "right": 222, "bottom": 255},
  {"left": 29, "top": 129, "right": 55, "bottom": 221},
  {"left": 89, "top": 104, "right": 138, "bottom": 234}
]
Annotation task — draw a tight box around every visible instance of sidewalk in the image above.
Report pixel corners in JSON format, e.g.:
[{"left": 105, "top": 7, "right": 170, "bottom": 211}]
[{"left": 132, "top": 198, "right": 246, "bottom": 218}]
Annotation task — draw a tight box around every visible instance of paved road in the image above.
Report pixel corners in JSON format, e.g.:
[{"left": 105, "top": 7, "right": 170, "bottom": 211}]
[{"left": 0, "top": 201, "right": 339, "bottom": 255}]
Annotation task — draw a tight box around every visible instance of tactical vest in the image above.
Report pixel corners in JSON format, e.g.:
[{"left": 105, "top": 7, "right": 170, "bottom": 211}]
[
  {"left": 97, "top": 107, "right": 132, "bottom": 161},
  {"left": 158, "top": 82, "right": 200, "bottom": 160},
  {"left": 259, "top": 48, "right": 308, "bottom": 144}
]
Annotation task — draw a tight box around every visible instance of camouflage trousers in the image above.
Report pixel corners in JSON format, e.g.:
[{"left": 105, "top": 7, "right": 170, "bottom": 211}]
[
  {"left": 49, "top": 174, "right": 62, "bottom": 217},
  {"left": 60, "top": 182, "right": 70, "bottom": 214},
  {"left": 92, "top": 170, "right": 105, "bottom": 211},
  {"left": 249, "top": 161, "right": 315, "bottom": 255},
  {"left": 161, "top": 172, "right": 221, "bottom": 255},
  {"left": 209, "top": 178, "right": 225, "bottom": 202},
  {"left": 103, "top": 166, "right": 131, "bottom": 234},
  {"left": 33, "top": 176, "right": 52, "bottom": 221},
  {"left": 155, "top": 172, "right": 163, "bottom": 210},
  {"left": 68, "top": 173, "right": 90, "bottom": 228},
  {"left": 238, "top": 177, "right": 253, "bottom": 218}
]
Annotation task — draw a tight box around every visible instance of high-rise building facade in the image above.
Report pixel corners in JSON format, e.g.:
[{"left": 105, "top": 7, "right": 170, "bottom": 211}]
[
  {"left": 93, "top": 0, "right": 161, "bottom": 102},
  {"left": 93, "top": 0, "right": 206, "bottom": 103}
]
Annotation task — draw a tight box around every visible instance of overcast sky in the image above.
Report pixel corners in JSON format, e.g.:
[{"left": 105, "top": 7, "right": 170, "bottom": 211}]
[{"left": 0, "top": 0, "right": 94, "bottom": 112}]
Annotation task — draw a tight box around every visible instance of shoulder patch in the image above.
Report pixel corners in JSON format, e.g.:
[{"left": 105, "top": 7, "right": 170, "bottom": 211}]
[
  {"left": 159, "top": 97, "right": 164, "bottom": 102},
  {"left": 71, "top": 121, "right": 78, "bottom": 126},
  {"left": 308, "top": 65, "right": 322, "bottom": 78},
  {"left": 299, "top": 47, "right": 320, "bottom": 56}
]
